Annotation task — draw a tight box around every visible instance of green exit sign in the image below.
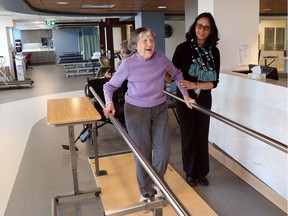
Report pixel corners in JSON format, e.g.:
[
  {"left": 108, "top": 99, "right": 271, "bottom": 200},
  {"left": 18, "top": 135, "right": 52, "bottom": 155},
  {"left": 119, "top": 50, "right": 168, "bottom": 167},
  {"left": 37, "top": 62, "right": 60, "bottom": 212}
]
[{"left": 46, "top": 20, "right": 56, "bottom": 26}]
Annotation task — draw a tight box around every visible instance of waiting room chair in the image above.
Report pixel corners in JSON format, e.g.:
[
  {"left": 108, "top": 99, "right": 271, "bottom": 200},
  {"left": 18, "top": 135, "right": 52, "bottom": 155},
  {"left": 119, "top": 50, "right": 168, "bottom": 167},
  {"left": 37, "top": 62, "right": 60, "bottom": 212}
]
[{"left": 25, "top": 52, "right": 33, "bottom": 71}]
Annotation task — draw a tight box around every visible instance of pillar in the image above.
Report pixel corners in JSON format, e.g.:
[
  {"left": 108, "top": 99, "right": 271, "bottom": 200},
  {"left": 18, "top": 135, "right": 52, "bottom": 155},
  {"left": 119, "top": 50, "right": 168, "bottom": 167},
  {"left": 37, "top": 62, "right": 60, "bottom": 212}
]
[
  {"left": 134, "top": 12, "right": 165, "bottom": 53},
  {"left": 185, "top": 0, "right": 198, "bottom": 32}
]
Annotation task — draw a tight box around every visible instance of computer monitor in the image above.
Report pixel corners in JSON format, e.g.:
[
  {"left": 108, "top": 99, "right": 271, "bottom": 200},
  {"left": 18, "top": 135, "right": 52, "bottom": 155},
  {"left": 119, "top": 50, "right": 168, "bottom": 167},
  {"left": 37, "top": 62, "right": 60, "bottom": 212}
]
[{"left": 248, "top": 64, "right": 279, "bottom": 80}]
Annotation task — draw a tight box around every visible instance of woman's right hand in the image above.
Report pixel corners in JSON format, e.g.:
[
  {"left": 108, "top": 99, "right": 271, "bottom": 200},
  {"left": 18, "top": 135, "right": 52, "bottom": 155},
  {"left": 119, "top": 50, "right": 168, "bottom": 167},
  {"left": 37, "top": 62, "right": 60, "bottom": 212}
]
[
  {"left": 103, "top": 103, "right": 116, "bottom": 118},
  {"left": 183, "top": 95, "right": 197, "bottom": 109}
]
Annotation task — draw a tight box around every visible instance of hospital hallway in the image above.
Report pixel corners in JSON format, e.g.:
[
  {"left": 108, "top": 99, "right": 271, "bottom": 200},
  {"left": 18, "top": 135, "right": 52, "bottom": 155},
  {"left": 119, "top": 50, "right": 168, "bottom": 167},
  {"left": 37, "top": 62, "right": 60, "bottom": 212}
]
[{"left": 0, "top": 64, "right": 286, "bottom": 216}]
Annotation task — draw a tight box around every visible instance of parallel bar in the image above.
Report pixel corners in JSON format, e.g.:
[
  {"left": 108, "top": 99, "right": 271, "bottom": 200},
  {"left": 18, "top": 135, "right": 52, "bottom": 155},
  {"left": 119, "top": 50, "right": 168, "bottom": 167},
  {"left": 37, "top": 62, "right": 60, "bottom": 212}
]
[
  {"left": 89, "top": 87, "right": 191, "bottom": 216},
  {"left": 163, "top": 90, "right": 287, "bottom": 154},
  {"left": 105, "top": 198, "right": 168, "bottom": 216}
]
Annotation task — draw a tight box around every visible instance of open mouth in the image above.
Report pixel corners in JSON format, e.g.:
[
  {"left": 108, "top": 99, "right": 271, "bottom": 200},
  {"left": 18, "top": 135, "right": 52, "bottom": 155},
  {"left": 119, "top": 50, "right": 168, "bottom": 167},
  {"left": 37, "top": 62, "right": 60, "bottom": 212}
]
[{"left": 144, "top": 48, "right": 153, "bottom": 55}]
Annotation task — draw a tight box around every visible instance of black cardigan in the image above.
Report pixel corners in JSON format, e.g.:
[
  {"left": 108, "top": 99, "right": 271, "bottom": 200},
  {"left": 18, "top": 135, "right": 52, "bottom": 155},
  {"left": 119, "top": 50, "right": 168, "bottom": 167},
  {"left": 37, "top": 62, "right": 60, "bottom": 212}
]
[{"left": 172, "top": 41, "right": 220, "bottom": 89}]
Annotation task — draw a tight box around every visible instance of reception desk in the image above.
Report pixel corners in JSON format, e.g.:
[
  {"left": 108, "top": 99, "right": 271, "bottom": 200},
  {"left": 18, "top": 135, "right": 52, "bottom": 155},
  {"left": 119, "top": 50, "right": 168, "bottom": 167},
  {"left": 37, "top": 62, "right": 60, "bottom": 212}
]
[{"left": 209, "top": 71, "right": 287, "bottom": 211}]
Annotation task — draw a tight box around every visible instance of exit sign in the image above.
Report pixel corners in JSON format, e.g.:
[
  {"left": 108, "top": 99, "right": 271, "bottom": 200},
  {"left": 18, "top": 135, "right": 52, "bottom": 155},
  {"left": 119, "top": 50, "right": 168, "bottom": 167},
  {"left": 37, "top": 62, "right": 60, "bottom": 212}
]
[{"left": 46, "top": 20, "right": 56, "bottom": 26}]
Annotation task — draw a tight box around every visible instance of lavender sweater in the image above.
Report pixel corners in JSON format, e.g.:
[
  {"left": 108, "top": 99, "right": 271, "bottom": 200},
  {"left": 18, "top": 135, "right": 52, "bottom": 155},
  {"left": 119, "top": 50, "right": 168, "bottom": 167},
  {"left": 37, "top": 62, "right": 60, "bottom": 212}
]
[{"left": 103, "top": 52, "right": 188, "bottom": 108}]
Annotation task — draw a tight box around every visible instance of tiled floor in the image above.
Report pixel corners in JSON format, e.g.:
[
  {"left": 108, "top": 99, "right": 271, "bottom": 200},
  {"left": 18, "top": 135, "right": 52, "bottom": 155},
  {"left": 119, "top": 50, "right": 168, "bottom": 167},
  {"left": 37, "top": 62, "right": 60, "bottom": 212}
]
[{"left": 0, "top": 64, "right": 286, "bottom": 216}]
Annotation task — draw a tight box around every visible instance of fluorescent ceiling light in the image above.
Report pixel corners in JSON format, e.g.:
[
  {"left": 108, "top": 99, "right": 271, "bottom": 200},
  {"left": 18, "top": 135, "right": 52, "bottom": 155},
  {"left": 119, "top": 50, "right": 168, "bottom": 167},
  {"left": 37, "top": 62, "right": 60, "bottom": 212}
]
[
  {"left": 56, "top": 2, "right": 69, "bottom": 5},
  {"left": 158, "top": 6, "right": 167, "bottom": 9},
  {"left": 30, "top": 21, "right": 44, "bottom": 24},
  {"left": 81, "top": 5, "right": 115, "bottom": 9},
  {"left": 169, "top": 17, "right": 183, "bottom": 20}
]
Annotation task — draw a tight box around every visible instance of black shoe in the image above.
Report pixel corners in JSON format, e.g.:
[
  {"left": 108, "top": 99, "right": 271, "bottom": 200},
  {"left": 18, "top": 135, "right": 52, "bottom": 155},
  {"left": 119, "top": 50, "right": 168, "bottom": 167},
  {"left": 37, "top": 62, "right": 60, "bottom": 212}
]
[
  {"left": 186, "top": 176, "right": 197, "bottom": 187},
  {"left": 197, "top": 175, "right": 209, "bottom": 186}
]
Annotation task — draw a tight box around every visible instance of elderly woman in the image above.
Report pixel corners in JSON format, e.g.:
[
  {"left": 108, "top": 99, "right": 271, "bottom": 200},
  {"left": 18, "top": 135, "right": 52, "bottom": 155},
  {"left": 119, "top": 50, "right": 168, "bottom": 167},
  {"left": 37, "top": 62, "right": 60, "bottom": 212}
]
[
  {"left": 117, "top": 40, "right": 132, "bottom": 68},
  {"left": 103, "top": 27, "right": 196, "bottom": 201}
]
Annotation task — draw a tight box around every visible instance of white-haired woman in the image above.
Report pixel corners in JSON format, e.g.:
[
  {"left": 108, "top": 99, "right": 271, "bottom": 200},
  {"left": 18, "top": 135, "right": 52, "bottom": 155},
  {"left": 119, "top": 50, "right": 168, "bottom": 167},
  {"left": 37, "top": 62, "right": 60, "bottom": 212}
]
[{"left": 103, "top": 27, "right": 196, "bottom": 201}]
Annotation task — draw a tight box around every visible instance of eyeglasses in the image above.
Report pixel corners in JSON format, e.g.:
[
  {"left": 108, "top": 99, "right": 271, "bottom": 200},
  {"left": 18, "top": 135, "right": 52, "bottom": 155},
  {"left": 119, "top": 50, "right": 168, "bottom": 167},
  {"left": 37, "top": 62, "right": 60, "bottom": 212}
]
[{"left": 196, "top": 23, "right": 211, "bottom": 31}]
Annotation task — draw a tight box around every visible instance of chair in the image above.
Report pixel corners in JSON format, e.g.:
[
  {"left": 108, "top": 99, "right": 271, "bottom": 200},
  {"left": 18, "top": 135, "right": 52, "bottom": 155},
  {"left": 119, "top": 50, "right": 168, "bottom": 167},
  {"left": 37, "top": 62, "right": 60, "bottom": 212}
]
[
  {"left": 25, "top": 52, "right": 33, "bottom": 70},
  {"left": 84, "top": 77, "right": 126, "bottom": 135},
  {"left": 166, "top": 81, "right": 180, "bottom": 124},
  {"left": 99, "top": 56, "right": 113, "bottom": 78}
]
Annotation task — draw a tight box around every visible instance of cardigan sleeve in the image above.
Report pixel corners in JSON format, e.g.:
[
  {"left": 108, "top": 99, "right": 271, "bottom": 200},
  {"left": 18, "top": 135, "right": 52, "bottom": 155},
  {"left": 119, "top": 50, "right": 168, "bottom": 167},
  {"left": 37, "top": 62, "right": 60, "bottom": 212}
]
[{"left": 211, "top": 47, "right": 220, "bottom": 88}]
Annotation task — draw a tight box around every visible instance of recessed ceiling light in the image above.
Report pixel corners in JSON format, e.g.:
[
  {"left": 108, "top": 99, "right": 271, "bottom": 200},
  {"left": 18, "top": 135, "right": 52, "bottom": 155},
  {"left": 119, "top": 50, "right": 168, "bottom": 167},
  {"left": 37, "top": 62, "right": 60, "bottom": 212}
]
[
  {"left": 30, "top": 21, "right": 44, "bottom": 24},
  {"left": 81, "top": 4, "right": 115, "bottom": 9},
  {"left": 263, "top": 8, "right": 271, "bottom": 11},
  {"left": 57, "top": 2, "right": 69, "bottom": 5},
  {"left": 158, "top": 6, "right": 167, "bottom": 9}
]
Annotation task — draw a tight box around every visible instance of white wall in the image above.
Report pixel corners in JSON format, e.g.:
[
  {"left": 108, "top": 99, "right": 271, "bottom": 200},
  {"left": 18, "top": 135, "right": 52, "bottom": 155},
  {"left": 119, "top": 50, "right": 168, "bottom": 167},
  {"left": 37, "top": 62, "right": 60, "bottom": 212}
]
[
  {"left": 213, "top": 0, "right": 260, "bottom": 70},
  {"left": 164, "top": 20, "right": 186, "bottom": 60}
]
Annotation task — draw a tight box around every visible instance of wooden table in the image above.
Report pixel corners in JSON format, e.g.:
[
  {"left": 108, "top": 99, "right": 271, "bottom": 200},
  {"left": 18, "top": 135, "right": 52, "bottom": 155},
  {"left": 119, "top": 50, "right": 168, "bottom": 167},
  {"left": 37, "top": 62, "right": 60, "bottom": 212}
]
[{"left": 47, "top": 96, "right": 101, "bottom": 216}]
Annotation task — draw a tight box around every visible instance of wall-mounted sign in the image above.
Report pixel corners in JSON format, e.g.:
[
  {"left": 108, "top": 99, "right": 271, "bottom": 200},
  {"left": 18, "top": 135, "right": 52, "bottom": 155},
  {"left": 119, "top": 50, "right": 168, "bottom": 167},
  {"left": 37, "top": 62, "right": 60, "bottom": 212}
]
[{"left": 46, "top": 20, "right": 56, "bottom": 27}]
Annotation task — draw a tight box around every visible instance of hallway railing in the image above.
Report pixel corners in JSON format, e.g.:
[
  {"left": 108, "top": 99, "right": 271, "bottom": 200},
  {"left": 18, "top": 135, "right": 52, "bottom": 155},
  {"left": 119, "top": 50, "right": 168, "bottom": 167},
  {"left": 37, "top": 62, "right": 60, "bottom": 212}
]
[
  {"left": 89, "top": 86, "right": 286, "bottom": 215},
  {"left": 163, "top": 90, "right": 287, "bottom": 154}
]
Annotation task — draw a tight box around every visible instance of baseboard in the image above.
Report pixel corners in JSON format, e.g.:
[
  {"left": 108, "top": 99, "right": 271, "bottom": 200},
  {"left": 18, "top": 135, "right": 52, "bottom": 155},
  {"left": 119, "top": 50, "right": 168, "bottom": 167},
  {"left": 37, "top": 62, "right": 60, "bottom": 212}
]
[{"left": 209, "top": 143, "right": 287, "bottom": 214}]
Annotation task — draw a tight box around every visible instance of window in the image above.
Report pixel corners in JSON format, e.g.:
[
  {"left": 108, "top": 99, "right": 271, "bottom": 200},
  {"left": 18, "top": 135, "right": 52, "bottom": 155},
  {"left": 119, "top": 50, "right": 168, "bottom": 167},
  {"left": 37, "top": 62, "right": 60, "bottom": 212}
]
[
  {"left": 264, "top": 27, "right": 285, "bottom": 51},
  {"left": 275, "top": 28, "right": 285, "bottom": 50},
  {"left": 264, "top": 28, "right": 274, "bottom": 51}
]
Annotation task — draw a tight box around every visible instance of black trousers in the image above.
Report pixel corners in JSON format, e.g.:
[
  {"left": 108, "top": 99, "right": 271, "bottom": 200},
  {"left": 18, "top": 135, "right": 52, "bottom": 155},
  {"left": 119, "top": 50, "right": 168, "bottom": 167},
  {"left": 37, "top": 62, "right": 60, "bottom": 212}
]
[{"left": 176, "top": 90, "right": 212, "bottom": 177}]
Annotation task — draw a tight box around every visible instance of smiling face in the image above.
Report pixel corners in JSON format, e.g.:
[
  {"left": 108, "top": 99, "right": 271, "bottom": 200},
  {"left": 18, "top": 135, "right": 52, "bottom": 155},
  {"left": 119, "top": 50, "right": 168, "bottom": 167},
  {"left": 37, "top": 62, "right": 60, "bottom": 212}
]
[
  {"left": 136, "top": 31, "right": 155, "bottom": 59},
  {"left": 195, "top": 17, "right": 212, "bottom": 46}
]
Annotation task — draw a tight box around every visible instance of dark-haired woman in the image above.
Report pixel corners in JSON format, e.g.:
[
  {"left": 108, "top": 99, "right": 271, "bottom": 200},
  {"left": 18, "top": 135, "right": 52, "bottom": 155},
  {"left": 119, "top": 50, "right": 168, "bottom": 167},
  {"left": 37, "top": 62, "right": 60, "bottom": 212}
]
[{"left": 172, "top": 12, "right": 220, "bottom": 187}]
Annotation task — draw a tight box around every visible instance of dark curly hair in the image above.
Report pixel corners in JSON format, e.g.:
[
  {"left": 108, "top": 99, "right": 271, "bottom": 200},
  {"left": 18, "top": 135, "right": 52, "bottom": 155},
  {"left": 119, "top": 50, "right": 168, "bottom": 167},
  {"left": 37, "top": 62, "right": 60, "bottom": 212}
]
[{"left": 188, "top": 12, "right": 219, "bottom": 47}]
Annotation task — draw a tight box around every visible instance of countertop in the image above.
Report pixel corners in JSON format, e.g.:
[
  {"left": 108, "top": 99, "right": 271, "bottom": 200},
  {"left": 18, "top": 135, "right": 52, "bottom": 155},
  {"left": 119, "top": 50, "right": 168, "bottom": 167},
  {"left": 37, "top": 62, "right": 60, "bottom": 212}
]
[
  {"left": 222, "top": 70, "right": 287, "bottom": 88},
  {"left": 22, "top": 48, "right": 55, "bottom": 53}
]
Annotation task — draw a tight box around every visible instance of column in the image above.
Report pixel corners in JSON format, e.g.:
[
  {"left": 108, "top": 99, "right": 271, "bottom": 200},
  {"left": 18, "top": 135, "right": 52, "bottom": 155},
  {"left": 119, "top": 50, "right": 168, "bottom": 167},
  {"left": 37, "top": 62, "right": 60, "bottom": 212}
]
[
  {"left": 185, "top": 0, "right": 198, "bottom": 32},
  {"left": 134, "top": 12, "right": 165, "bottom": 53}
]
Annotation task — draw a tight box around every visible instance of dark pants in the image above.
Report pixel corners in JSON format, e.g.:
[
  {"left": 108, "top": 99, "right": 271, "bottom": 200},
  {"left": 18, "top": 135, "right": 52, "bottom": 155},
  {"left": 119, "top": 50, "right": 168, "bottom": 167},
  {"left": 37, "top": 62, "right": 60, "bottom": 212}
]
[{"left": 176, "top": 90, "right": 212, "bottom": 177}]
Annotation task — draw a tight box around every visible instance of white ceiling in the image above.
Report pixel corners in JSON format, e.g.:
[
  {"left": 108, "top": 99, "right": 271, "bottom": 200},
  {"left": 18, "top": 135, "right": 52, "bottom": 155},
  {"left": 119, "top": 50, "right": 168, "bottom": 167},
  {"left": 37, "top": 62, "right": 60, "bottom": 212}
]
[{"left": 0, "top": 0, "right": 286, "bottom": 30}]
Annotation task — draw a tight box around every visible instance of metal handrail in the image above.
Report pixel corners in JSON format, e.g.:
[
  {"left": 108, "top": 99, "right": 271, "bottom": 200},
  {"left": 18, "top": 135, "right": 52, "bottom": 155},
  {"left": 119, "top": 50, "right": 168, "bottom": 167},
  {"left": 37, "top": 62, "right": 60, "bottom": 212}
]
[
  {"left": 89, "top": 86, "right": 191, "bottom": 216},
  {"left": 164, "top": 90, "right": 287, "bottom": 154}
]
